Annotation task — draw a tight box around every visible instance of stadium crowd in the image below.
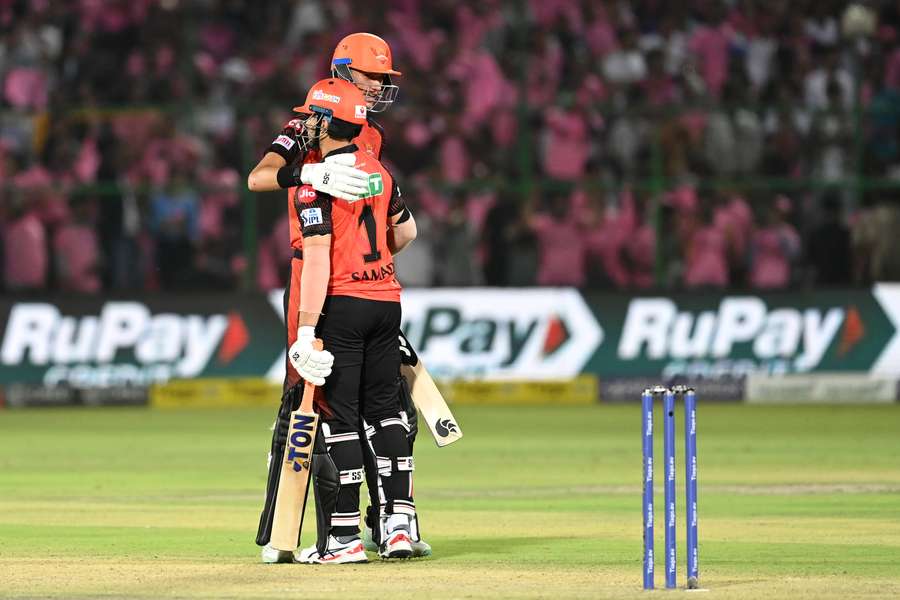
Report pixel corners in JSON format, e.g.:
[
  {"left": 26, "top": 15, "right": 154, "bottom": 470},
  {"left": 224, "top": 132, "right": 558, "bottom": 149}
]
[{"left": 2, "top": 0, "right": 900, "bottom": 294}]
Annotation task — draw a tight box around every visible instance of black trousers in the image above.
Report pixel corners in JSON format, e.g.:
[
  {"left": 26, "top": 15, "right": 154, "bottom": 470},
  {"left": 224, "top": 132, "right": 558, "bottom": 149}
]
[
  {"left": 316, "top": 295, "right": 402, "bottom": 432},
  {"left": 315, "top": 295, "right": 412, "bottom": 537}
]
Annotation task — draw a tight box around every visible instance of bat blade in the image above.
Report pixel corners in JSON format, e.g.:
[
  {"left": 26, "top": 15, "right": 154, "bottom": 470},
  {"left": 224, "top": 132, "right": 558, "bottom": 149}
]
[
  {"left": 269, "top": 343, "right": 322, "bottom": 551},
  {"left": 402, "top": 362, "right": 463, "bottom": 447}
]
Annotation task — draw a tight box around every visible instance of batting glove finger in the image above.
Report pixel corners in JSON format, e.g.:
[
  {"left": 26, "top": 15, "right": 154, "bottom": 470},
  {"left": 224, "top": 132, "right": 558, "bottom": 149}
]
[
  {"left": 328, "top": 162, "right": 369, "bottom": 181},
  {"left": 331, "top": 179, "right": 369, "bottom": 194},
  {"left": 324, "top": 187, "right": 362, "bottom": 202},
  {"left": 323, "top": 153, "right": 358, "bottom": 167}
]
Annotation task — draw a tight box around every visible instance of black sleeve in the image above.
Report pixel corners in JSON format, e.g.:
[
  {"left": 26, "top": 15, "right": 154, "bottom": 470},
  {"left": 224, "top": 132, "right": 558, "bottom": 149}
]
[
  {"left": 387, "top": 177, "right": 406, "bottom": 217},
  {"left": 266, "top": 119, "right": 306, "bottom": 164},
  {"left": 293, "top": 188, "right": 333, "bottom": 237}
]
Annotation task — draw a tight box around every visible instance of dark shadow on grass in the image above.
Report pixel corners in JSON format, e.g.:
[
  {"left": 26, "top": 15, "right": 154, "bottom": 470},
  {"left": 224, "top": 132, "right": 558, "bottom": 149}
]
[{"left": 423, "top": 536, "right": 574, "bottom": 560}]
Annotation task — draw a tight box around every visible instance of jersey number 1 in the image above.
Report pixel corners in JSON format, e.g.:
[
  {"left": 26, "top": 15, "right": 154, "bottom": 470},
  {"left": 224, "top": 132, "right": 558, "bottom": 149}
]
[{"left": 358, "top": 205, "right": 382, "bottom": 263}]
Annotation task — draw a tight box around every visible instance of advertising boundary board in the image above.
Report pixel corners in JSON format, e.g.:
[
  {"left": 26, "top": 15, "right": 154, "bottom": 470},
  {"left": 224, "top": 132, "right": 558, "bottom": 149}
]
[
  {"left": 746, "top": 373, "right": 899, "bottom": 404},
  {"left": 0, "top": 286, "right": 897, "bottom": 405}
]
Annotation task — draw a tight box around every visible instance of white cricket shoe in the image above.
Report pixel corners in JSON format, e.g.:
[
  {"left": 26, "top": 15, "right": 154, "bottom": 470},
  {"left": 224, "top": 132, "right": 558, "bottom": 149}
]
[
  {"left": 260, "top": 544, "right": 294, "bottom": 564},
  {"left": 365, "top": 517, "right": 432, "bottom": 557},
  {"left": 295, "top": 536, "right": 368, "bottom": 564},
  {"left": 411, "top": 537, "right": 432, "bottom": 558},
  {"left": 379, "top": 514, "right": 413, "bottom": 559}
]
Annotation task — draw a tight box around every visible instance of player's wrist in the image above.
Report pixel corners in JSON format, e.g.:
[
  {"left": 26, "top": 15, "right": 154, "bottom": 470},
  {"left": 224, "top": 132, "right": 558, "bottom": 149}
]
[
  {"left": 297, "top": 317, "right": 319, "bottom": 333},
  {"left": 277, "top": 165, "right": 302, "bottom": 189}
]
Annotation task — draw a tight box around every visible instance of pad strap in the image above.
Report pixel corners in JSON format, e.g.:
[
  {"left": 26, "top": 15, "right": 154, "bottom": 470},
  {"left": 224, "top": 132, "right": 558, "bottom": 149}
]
[
  {"left": 331, "top": 511, "right": 361, "bottom": 528},
  {"left": 339, "top": 468, "right": 364, "bottom": 485}
]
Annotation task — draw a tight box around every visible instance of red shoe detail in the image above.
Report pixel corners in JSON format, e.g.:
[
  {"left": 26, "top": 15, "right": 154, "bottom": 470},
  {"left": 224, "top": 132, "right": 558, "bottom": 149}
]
[
  {"left": 319, "top": 543, "right": 364, "bottom": 562},
  {"left": 388, "top": 533, "right": 411, "bottom": 545}
]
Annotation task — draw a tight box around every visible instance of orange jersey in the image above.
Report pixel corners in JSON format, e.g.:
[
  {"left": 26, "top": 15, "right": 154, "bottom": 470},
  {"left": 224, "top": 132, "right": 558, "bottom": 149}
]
[
  {"left": 292, "top": 144, "right": 404, "bottom": 302},
  {"left": 271, "top": 118, "right": 385, "bottom": 252},
  {"left": 353, "top": 119, "right": 384, "bottom": 160}
]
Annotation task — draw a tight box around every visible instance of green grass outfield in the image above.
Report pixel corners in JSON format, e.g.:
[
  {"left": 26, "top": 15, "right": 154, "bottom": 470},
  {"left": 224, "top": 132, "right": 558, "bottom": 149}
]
[{"left": 1, "top": 403, "right": 899, "bottom": 599}]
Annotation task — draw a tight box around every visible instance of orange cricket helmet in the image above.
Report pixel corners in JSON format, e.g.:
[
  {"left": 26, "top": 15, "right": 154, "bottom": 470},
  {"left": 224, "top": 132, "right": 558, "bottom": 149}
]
[
  {"left": 293, "top": 78, "right": 368, "bottom": 125},
  {"left": 331, "top": 32, "right": 401, "bottom": 113},
  {"left": 331, "top": 32, "right": 402, "bottom": 76},
  {"left": 293, "top": 78, "right": 368, "bottom": 150}
]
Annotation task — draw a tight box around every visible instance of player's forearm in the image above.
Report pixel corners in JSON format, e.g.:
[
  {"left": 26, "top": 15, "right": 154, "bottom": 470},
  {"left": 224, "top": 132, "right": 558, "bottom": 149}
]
[
  {"left": 389, "top": 212, "right": 417, "bottom": 255},
  {"left": 247, "top": 164, "right": 283, "bottom": 192},
  {"left": 298, "top": 243, "right": 331, "bottom": 326},
  {"left": 249, "top": 165, "right": 309, "bottom": 193},
  {"left": 248, "top": 152, "right": 297, "bottom": 192}
]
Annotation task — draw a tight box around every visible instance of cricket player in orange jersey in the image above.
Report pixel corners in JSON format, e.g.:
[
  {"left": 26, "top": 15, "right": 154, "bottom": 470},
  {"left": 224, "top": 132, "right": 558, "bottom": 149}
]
[
  {"left": 287, "top": 78, "right": 417, "bottom": 562},
  {"left": 250, "top": 34, "right": 431, "bottom": 563},
  {"left": 326, "top": 32, "right": 432, "bottom": 559}
]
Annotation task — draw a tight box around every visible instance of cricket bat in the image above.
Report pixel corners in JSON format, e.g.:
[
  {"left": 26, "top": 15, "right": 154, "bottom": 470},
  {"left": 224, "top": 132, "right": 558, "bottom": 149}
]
[
  {"left": 402, "top": 359, "right": 463, "bottom": 447},
  {"left": 268, "top": 340, "right": 322, "bottom": 551}
]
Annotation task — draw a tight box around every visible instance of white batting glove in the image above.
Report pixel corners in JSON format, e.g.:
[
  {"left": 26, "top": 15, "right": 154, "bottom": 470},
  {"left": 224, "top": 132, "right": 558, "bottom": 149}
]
[
  {"left": 300, "top": 154, "right": 369, "bottom": 202},
  {"left": 288, "top": 326, "right": 334, "bottom": 386}
]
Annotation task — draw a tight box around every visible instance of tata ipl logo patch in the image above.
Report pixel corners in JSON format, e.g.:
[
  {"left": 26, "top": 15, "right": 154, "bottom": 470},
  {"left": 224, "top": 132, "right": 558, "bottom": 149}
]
[{"left": 285, "top": 414, "right": 316, "bottom": 472}]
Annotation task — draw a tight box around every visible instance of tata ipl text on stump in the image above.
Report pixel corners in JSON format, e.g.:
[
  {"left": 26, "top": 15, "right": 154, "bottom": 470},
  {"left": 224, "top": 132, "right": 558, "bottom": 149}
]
[{"left": 642, "top": 386, "right": 699, "bottom": 590}]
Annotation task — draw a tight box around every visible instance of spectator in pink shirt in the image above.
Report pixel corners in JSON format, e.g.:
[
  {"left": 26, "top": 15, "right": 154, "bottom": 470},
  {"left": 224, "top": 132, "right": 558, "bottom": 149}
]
[
  {"left": 4, "top": 67, "right": 49, "bottom": 110},
  {"left": 439, "top": 118, "right": 469, "bottom": 184},
  {"left": 455, "top": 3, "right": 504, "bottom": 52},
  {"left": 687, "top": 5, "right": 732, "bottom": 98},
  {"left": 749, "top": 198, "right": 801, "bottom": 288},
  {"left": 542, "top": 105, "right": 588, "bottom": 180},
  {"left": 54, "top": 196, "right": 101, "bottom": 293},
  {"left": 626, "top": 222, "right": 657, "bottom": 289},
  {"left": 583, "top": 189, "right": 636, "bottom": 288},
  {"left": 712, "top": 190, "right": 753, "bottom": 279},
  {"left": 683, "top": 204, "right": 729, "bottom": 288},
  {"left": 529, "top": 187, "right": 587, "bottom": 287},
  {"left": 583, "top": 2, "right": 617, "bottom": 58},
  {"left": 3, "top": 197, "right": 48, "bottom": 291}
]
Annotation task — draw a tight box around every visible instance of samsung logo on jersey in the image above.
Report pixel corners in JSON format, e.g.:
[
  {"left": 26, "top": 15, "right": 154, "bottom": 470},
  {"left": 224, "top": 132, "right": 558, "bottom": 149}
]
[{"left": 351, "top": 263, "right": 395, "bottom": 282}]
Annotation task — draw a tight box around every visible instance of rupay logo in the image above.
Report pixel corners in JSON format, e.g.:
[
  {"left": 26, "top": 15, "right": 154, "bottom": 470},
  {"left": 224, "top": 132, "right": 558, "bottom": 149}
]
[
  {"left": 0, "top": 302, "right": 229, "bottom": 386},
  {"left": 618, "top": 297, "right": 845, "bottom": 375},
  {"left": 400, "top": 289, "right": 601, "bottom": 379}
]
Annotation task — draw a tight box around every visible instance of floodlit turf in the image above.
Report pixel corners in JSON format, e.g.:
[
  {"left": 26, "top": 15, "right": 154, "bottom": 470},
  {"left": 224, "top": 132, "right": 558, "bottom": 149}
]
[{"left": 1, "top": 403, "right": 899, "bottom": 599}]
